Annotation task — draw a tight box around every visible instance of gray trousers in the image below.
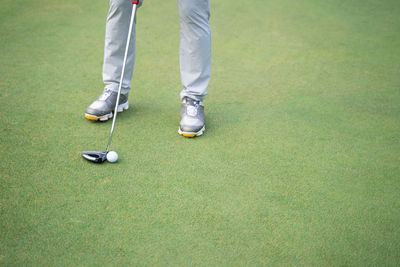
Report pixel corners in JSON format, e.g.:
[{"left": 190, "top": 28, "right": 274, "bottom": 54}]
[{"left": 103, "top": 0, "right": 211, "bottom": 101}]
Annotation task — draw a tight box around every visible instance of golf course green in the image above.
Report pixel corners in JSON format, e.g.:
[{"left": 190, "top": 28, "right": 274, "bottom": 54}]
[{"left": 1, "top": 0, "right": 399, "bottom": 265}]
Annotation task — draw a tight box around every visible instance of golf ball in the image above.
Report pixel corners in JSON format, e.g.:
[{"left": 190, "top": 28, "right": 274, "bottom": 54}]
[{"left": 106, "top": 151, "right": 118, "bottom": 163}]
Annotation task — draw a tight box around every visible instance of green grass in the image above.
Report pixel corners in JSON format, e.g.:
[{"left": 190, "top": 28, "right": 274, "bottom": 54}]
[{"left": 1, "top": 0, "right": 400, "bottom": 265}]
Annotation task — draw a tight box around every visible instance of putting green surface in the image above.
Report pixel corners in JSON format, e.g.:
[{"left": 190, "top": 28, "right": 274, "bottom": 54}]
[{"left": 1, "top": 0, "right": 400, "bottom": 265}]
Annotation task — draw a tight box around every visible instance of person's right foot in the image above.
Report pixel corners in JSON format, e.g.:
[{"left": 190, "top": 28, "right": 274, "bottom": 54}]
[{"left": 85, "top": 90, "right": 129, "bottom": 121}]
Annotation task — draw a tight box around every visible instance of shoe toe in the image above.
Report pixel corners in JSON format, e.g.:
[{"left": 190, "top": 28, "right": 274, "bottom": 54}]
[
  {"left": 180, "top": 117, "right": 203, "bottom": 132},
  {"left": 86, "top": 101, "right": 110, "bottom": 116}
]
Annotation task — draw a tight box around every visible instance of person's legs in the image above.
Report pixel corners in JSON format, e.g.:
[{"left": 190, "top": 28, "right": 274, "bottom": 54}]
[
  {"left": 85, "top": 0, "right": 140, "bottom": 121},
  {"left": 177, "top": 0, "right": 210, "bottom": 137},
  {"left": 177, "top": 0, "right": 211, "bottom": 102},
  {"left": 103, "top": 0, "right": 138, "bottom": 95}
]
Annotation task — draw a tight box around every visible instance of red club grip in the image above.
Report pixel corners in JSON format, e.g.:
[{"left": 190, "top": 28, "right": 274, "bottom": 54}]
[{"left": 132, "top": 0, "right": 139, "bottom": 4}]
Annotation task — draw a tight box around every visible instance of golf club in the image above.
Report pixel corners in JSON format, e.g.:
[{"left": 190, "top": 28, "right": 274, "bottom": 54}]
[{"left": 82, "top": 1, "right": 139, "bottom": 163}]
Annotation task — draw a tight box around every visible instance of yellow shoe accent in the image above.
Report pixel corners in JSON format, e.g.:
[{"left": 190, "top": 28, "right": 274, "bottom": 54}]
[
  {"left": 182, "top": 133, "right": 196, "bottom": 138},
  {"left": 85, "top": 115, "right": 99, "bottom": 121}
]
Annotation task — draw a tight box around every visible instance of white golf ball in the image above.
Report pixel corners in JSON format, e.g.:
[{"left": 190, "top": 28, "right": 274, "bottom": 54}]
[{"left": 106, "top": 151, "right": 118, "bottom": 163}]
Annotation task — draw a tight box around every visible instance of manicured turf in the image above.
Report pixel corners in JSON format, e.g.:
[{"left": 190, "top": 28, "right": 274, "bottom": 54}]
[{"left": 1, "top": 0, "right": 399, "bottom": 265}]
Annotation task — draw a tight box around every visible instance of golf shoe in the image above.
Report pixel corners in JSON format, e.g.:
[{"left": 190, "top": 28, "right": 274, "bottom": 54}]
[
  {"left": 85, "top": 89, "right": 129, "bottom": 121},
  {"left": 178, "top": 97, "right": 205, "bottom": 137}
]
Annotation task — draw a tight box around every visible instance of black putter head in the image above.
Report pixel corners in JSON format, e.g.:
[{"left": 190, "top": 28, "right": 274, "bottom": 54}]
[{"left": 82, "top": 151, "right": 107, "bottom": 163}]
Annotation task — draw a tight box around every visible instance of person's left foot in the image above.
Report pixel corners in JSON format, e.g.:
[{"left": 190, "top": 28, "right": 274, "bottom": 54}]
[{"left": 178, "top": 97, "right": 205, "bottom": 137}]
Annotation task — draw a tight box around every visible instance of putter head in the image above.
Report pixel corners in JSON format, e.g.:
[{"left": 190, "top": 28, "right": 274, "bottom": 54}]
[{"left": 82, "top": 151, "right": 107, "bottom": 163}]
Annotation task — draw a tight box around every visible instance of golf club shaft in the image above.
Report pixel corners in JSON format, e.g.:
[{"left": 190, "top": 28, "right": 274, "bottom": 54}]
[{"left": 106, "top": 3, "right": 137, "bottom": 153}]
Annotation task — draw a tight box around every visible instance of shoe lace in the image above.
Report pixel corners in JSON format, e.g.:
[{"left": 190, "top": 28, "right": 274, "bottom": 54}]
[
  {"left": 184, "top": 97, "right": 201, "bottom": 116},
  {"left": 99, "top": 89, "right": 113, "bottom": 101}
]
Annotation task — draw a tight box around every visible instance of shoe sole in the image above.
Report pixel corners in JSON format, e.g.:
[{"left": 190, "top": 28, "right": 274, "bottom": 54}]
[
  {"left": 178, "top": 125, "right": 205, "bottom": 138},
  {"left": 85, "top": 102, "right": 129, "bottom": 121}
]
